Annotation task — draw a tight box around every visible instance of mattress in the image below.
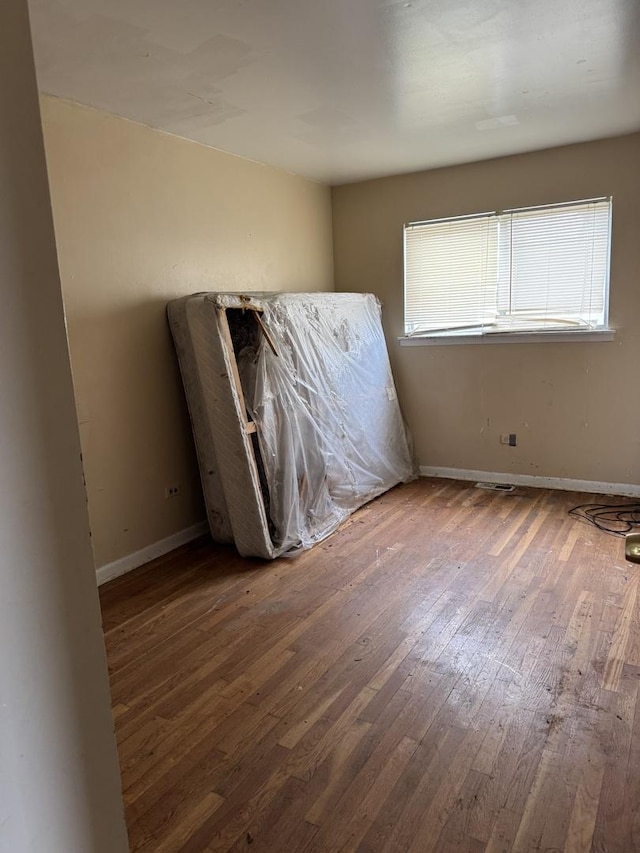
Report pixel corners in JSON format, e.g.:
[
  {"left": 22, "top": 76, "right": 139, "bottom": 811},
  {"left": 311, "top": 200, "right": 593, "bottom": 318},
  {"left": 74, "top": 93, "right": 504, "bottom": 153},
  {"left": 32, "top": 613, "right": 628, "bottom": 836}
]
[{"left": 168, "top": 292, "right": 415, "bottom": 558}]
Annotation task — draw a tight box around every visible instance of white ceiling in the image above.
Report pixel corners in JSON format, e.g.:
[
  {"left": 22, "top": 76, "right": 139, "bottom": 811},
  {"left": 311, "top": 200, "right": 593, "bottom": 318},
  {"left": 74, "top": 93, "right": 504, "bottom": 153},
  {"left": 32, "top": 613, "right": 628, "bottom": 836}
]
[{"left": 28, "top": 0, "right": 640, "bottom": 184}]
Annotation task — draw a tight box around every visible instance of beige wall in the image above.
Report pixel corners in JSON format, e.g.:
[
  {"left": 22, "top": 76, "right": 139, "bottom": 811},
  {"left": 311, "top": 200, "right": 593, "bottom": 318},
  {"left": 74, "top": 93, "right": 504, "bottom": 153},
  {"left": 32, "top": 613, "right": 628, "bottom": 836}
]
[
  {"left": 41, "top": 95, "right": 334, "bottom": 568},
  {"left": 1, "top": 2, "right": 127, "bottom": 849},
  {"left": 332, "top": 134, "right": 640, "bottom": 486}
]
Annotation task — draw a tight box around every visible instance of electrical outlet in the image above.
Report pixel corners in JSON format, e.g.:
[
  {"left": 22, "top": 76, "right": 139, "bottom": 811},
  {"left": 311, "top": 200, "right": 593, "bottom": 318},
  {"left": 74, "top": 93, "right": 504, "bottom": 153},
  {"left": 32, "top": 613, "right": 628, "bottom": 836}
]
[
  {"left": 500, "top": 434, "right": 517, "bottom": 446},
  {"left": 500, "top": 434, "right": 510, "bottom": 445},
  {"left": 165, "top": 484, "right": 180, "bottom": 498}
]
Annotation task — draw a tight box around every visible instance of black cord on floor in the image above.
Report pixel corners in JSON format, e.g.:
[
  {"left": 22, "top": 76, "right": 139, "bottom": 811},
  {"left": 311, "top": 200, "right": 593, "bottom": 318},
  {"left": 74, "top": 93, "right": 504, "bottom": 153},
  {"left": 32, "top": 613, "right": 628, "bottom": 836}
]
[{"left": 568, "top": 503, "right": 640, "bottom": 536}]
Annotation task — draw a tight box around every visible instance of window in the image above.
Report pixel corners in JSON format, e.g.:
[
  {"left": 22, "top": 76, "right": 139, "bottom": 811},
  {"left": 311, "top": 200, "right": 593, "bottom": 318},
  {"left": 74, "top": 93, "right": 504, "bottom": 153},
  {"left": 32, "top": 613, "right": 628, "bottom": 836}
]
[{"left": 403, "top": 197, "right": 612, "bottom": 339}]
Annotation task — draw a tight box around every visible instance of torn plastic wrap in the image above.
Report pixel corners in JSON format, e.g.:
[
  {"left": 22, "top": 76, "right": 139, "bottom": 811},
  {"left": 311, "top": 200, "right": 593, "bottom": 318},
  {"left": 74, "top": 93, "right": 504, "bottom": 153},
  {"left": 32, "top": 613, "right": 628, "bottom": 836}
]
[
  {"left": 243, "top": 293, "right": 415, "bottom": 552},
  {"left": 168, "top": 291, "right": 416, "bottom": 558}
]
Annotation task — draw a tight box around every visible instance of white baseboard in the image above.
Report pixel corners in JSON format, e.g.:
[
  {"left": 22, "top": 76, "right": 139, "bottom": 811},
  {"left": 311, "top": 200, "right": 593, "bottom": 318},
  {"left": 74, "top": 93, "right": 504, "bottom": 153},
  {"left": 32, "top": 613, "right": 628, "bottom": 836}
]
[
  {"left": 419, "top": 466, "right": 640, "bottom": 499},
  {"left": 96, "top": 521, "right": 209, "bottom": 586},
  {"left": 95, "top": 468, "right": 639, "bottom": 586}
]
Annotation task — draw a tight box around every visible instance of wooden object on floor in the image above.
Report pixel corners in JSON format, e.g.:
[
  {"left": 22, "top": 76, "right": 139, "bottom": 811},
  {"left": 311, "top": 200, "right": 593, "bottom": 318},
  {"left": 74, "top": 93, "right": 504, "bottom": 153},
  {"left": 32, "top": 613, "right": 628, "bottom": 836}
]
[{"left": 100, "top": 478, "right": 639, "bottom": 852}]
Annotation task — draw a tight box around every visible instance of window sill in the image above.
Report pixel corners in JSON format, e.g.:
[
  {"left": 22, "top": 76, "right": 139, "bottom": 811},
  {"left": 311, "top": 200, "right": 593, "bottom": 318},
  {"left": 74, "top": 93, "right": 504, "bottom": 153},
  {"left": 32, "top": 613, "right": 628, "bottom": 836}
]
[{"left": 398, "top": 329, "right": 616, "bottom": 347}]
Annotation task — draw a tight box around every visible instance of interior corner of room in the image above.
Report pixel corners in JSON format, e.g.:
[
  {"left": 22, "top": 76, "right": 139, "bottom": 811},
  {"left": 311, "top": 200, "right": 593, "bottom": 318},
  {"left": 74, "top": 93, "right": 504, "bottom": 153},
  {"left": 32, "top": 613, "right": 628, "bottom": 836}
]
[{"left": 39, "top": 95, "right": 640, "bottom": 580}]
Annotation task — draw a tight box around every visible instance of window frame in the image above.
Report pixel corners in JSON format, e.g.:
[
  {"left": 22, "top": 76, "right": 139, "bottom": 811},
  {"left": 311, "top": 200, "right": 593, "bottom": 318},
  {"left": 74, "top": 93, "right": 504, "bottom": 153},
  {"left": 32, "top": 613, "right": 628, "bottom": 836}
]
[{"left": 401, "top": 197, "right": 614, "bottom": 345}]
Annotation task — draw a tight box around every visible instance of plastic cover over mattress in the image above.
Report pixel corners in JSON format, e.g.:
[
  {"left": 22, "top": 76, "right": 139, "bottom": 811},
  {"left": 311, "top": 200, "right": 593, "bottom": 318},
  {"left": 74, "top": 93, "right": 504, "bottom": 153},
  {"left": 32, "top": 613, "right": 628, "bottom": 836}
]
[{"left": 238, "top": 293, "right": 415, "bottom": 551}]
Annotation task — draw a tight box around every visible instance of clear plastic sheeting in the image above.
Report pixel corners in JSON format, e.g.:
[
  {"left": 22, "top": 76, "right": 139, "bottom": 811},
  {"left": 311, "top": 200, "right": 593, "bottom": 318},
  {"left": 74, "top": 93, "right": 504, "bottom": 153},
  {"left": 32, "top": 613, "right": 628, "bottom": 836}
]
[
  {"left": 242, "top": 293, "right": 415, "bottom": 551},
  {"left": 168, "top": 291, "right": 415, "bottom": 558}
]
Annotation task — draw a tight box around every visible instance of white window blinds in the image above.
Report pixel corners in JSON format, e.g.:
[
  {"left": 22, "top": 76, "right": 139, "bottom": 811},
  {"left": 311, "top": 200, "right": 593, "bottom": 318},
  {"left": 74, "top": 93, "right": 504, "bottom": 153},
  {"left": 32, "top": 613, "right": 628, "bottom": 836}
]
[{"left": 404, "top": 198, "right": 611, "bottom": 336}]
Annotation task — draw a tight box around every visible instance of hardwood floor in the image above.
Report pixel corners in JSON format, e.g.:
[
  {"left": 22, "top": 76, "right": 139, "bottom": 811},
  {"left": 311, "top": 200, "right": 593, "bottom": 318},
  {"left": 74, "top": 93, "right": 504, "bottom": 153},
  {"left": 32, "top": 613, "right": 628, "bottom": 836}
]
[{"left": 99, "top": 478, "right": 640, "bottom": 852}]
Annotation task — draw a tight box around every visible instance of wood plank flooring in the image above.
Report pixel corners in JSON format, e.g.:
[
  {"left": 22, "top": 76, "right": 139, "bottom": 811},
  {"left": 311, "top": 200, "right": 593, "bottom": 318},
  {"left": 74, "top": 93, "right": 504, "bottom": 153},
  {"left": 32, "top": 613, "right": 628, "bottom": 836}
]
[{"left": 99, "top": 478, "right": 640, "bottom": 852}]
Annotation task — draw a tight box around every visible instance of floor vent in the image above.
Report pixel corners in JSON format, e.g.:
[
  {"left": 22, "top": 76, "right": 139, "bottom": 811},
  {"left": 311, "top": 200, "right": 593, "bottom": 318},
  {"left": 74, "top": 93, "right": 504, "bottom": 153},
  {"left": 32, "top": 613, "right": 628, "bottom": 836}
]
[{"left": 475, "top": 482, "right": 516, "bottom": 492}]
